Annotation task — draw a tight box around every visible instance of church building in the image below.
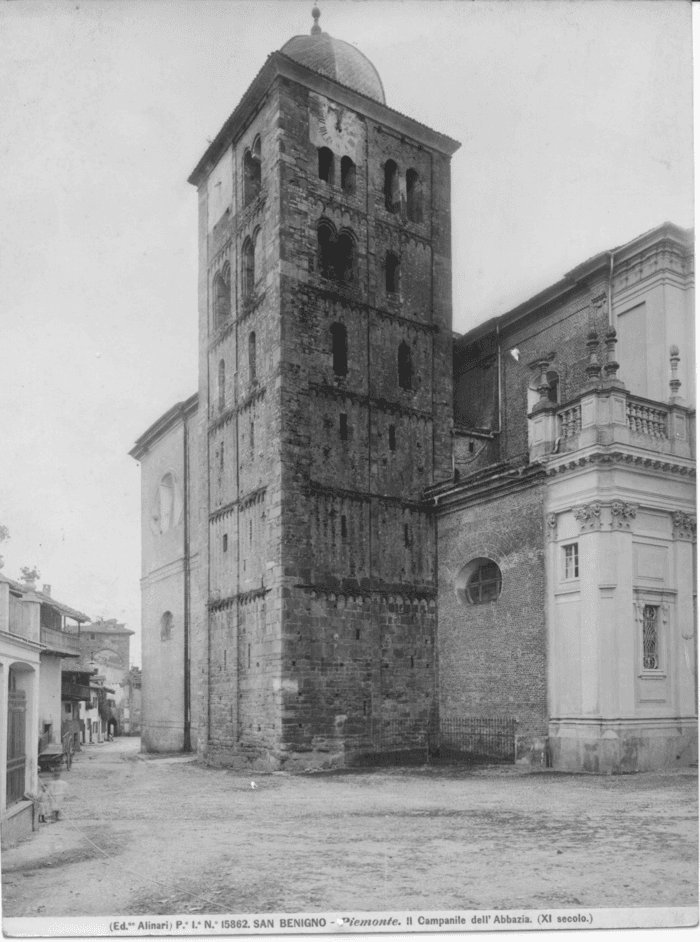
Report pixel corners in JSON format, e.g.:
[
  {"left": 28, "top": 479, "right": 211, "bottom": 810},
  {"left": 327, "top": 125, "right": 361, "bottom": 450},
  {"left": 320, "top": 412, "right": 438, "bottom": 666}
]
[{"left": 130, "top": 10, "right": 696, "bottom": 773}]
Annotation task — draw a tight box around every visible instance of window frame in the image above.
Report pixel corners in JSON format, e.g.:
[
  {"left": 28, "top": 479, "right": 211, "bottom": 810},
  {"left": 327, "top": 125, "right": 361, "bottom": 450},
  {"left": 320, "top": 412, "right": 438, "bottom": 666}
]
[{"left": 562, "top": 542, "right": 580, "bottom": 582}]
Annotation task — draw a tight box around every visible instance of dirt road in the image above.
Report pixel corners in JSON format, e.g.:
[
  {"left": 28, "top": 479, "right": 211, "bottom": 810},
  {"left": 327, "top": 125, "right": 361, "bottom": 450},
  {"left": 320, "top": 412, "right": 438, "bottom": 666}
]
[{"left": 2, "top": 738, "right": 697, "bottom": 918}]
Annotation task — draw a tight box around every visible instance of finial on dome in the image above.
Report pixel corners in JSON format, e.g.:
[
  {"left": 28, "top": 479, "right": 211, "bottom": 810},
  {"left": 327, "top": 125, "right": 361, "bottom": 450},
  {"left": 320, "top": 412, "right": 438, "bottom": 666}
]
[{"left": 311, "top": 5, "right": 321, "bottom": 35}]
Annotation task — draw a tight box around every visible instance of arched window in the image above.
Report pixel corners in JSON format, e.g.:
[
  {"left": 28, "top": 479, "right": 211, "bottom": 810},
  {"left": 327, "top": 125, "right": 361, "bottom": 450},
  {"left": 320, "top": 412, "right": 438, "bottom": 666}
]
[
  {"left": 244, "top": 136, "right": 261, "bottom": 206},
  {"left": 218, "top": 359, "right": 225, "bottom": 411},
  {"left": 213, "top": 264, "right": 231, "bottom": 329},
  {"left": 341, "top": 156, "right": 356, "bottom": 195},
  {"left": 386, "top": 252, "right": 400, "bottom": 294},
  {"left": 249, "top": 331, "right": 257, "bottom": 382},
  {"left": 467, "top": 559, "right": 502, "bottom": 604},
  {"left": 330, "top": 323, "right": 348, "bottom": 376},
  {"left": 398, "top": 341, "right": 412, "bottom": 391},
  {"left": 318, "top": 147, "right": 334, "bottom": 184},
  {"left": 384, "top": 159, "right": 400, "bottom": 214},
  {"left": 336, "top": 231, "right": 356, "bottom": 285},
  {"left": 243, "top": 238, "right": 255, "bottom": 299},
  {"left": 456, "top": 557, "right": 503, "bottom": 606},
  {"left": 406, "top": 169, "right": 422, "bottom": 223},
  {"left": 317, "top": 219, "right": 336, "bottom": 280},
  {"left": 160, "top": 611, "right": 173, "bottom": 641}
]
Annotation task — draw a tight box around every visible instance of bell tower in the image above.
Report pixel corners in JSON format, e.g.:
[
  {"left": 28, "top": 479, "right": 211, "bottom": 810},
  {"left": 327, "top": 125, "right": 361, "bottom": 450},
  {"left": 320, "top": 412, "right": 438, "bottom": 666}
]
[{"left": 188, "top": 9, "right": 460, "bottom": 768}]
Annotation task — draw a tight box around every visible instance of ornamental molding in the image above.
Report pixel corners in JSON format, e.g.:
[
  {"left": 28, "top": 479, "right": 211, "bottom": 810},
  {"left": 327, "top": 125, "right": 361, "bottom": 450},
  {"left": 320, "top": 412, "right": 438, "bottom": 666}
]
[
  {"left": 546, "top": 513, "right": 558, "bottom": 541},
  {"left": 610, "top": 501, "right": 638, "bottom": 530},
  {"left": 545, "top": 449, "right": 695, "bottom": 479},
  {"left": 573, "top": 503, "right": 602, "bottom": 532},
  {"left": 672, "top": 511, "right": 696, "bottom": 542}
]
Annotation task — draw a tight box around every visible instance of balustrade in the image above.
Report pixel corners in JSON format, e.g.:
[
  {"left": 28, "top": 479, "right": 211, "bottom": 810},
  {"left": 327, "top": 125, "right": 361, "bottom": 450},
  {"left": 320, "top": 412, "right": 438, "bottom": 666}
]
[
  {"left": 558, "top": 403, "right": 581, "bottom": 440},
  {"left": 626, "top": 399, "right": 668, "bottom": 439}
]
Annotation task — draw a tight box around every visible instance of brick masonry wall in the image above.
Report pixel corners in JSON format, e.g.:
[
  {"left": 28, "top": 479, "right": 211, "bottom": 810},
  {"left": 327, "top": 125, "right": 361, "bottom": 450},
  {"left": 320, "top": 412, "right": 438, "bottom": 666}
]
[
  {"left": 437, "top": 481, "right": 548, "bottom": 738},
  {"left": 454, "top": 275, "right": 610, "bottom": 464}
]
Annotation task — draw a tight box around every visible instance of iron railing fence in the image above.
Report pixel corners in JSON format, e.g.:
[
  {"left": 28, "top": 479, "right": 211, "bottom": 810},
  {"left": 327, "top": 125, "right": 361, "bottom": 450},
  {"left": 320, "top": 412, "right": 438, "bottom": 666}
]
[{"left": 368, "top": 715, "right": 517, "bottom": 765}]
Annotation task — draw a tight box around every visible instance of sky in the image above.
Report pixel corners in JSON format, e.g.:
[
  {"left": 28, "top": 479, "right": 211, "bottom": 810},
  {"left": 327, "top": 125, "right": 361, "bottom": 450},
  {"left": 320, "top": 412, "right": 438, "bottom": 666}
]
[{"left": 0, "top": 0, "right": 694, "bottom": 665}]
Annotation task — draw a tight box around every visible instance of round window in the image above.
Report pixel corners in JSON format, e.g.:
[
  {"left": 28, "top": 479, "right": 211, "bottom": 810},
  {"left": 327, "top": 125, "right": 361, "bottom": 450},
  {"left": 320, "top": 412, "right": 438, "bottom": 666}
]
[{"left": 456, "top": 557, "right": 503, "bottom": 605}]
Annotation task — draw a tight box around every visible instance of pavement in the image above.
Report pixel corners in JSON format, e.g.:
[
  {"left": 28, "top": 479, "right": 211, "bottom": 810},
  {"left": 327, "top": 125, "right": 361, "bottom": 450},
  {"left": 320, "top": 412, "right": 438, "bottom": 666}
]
[{"left": 1, "top": 737, "right": 697, "bottom": 918}]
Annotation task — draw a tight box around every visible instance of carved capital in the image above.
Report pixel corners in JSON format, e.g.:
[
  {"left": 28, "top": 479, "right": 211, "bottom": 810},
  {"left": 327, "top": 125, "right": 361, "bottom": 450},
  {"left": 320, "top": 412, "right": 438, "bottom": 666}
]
[
  {"left": 546, "top": 513, "right": 558, "bottom": 541},
  {"left": 610, "top": 501, "right": 638, "bottom": 530},
  {"left": 672, "top": 511, "right": 696, "bottom": 541},
  {"left": 573, "top": 502, "right": 602, "bottom": 532}
]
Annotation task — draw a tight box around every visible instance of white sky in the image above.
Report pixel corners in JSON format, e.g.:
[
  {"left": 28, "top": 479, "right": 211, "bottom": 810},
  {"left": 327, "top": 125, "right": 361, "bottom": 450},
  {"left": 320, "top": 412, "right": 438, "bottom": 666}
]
[{"left": 0, "top": 0, "right": 694, "bottom": 665}]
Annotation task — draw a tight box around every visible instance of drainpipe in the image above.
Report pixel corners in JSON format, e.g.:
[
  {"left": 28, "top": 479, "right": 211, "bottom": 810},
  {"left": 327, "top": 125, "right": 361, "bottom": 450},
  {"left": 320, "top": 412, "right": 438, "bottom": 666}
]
[
  {"left": 182, "top": 408, "right": 191, "bottom": 753},
  {"left": 608, "top": 252, "right": 614, "bottom": 328},
  {"left": 496, "top": 324, "right": 503, "bottom": 434}
]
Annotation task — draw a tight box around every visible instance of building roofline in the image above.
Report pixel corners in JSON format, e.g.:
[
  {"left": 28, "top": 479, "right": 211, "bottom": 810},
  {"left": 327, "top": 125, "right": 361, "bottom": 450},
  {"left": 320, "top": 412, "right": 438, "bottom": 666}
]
[
  {"left": 0, "top": 574, "right": 89, "bottom": 622},
  {"left": 129, "top": 392, "right": 198, "bottom": 461},
  {"left": 188, "top": 51, "right": 460, "bottom": 188},
  {"left": 457, "top": 222, "right": 694, "bottom": 350}
]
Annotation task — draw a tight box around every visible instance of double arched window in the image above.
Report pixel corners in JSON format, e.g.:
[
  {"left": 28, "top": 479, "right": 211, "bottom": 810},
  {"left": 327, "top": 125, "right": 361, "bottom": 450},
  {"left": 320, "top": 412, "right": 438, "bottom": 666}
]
[
  {"left": 244, "top": 136, "right": 261, "bottom": 206},
  {"left": 318, "top": 147, "right": 334, "bottom": 184},
  {"left": 406, "top": 169, "right": 423, "bottom": 223},
  {"left": 242, "top": 229, "right": 260, "bottom": 300},
  {"left": 341, "top": 156, "right": 356, "bottom": 195},
  {"left": 330, "top": 323, "right": 348, "bottom": 376},
  {"left": 316, "top": 219, "right": 357, "bottom": 286},
  {"left": 384, "top": 160, "right": 400, "bottom": 214},
  {"left": 213, "top": 263, "right": 231, "bottom": 330}
]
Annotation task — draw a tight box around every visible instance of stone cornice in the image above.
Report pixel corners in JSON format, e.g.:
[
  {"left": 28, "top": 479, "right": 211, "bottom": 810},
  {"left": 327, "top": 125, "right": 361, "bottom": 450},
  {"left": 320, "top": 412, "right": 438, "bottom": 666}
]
[
  {"left": 306, "top": 382, "right": 433, "bottom": 420},
  {"left": 209, "top": 486, "right": 267, "bottom": 523},
  {"left": 306, "top": 480, "right": 426, "bottom": 512},
  {"left": 294, "top": 584, "right": 436, "bottom": 605},
  {"left": 208, "top": 586, "right": 269, "bottom": 611},
  {"left": 545, "top": 447, "right": 696, "bottom": 479}
]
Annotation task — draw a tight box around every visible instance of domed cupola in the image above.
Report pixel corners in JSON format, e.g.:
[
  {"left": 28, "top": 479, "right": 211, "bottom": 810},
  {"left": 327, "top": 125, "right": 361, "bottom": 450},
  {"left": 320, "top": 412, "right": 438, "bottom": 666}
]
[{"left": 280, "top": 6, "right": 386, "bottom": 104}]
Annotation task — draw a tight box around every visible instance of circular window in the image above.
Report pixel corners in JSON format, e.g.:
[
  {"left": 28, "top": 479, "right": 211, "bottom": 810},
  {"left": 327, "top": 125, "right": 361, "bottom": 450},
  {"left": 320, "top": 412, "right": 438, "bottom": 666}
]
[{"left": 456, "top": 557, "right": 502, "bottom": 605}]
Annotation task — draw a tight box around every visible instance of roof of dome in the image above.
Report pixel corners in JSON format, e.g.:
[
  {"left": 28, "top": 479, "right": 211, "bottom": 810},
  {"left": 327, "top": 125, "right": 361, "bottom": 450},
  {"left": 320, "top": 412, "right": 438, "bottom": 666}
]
[{"left": 280, "top": 9, "right": 385, "bottom": 104}]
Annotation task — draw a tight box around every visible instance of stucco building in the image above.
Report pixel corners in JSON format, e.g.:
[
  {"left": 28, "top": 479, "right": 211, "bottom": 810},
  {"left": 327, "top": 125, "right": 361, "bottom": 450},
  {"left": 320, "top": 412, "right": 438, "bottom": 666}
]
[{"left": 131, "top": 12, "right": 696, "bottom": 773}]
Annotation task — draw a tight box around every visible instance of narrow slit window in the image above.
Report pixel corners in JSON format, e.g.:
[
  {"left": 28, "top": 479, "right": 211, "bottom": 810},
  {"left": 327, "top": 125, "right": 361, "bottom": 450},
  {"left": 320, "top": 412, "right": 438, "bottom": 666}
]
[
  {"left": 243, "top": 238, "right": 255, "bottom": 298},
  {"left": 341, "top": 515, "right": 347, "bottom": 538},
  {"left": 398, "top": 342, "right": 412, "bottom": 391},
  {"left": 218, "top": 359, "right": 226, "bottom": 411},
  {"left": 318, "top": 147, "right": 334, "bottom": 183},
  {"left": 339, "top": 413, "right": 348, "bottom": 441},
  {"left": 250, "top": 420, "right": 255, "bottom": 455},
  {"left": 404, "top": 523, "right": 411, "bottom": 547},
  {"left": 223, "top": 533, "right": 228, "bottom": 553},
  {"left": 341, "top": 156, "right": 356, "bottom": 195},
  {"left": 331, "top": 323, "right": 348, "bottom": 376},
  {"left": 249, "top": 331, "right": 257, "bottom": 381},
  {"left": 388, "top": 424, "right": 396, "bottom": 451},
  {"left": 220, "top": 441, "right": 224, "bottom": 471},
  {"left": 249, "top": 519, "right": 253, "bottom": 545},
  {"left": 385, "top": 252, "right": 400, "bottom": 294}
]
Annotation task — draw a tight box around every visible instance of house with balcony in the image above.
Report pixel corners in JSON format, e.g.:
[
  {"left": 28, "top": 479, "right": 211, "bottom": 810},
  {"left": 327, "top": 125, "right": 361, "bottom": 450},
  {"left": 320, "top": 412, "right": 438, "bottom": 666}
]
[
  {"left": 1, "top": 573, "right": 89, "bottom": 845},
  {"left": 433, "top": 222, "right": 696, "bottom": 772}
]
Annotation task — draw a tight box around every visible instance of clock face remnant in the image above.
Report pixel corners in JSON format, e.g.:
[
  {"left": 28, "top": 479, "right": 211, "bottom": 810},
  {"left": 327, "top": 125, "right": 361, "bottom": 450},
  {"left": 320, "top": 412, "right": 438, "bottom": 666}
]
[{"left": 309, "top": 92, "right": 364, "bottom": 164}]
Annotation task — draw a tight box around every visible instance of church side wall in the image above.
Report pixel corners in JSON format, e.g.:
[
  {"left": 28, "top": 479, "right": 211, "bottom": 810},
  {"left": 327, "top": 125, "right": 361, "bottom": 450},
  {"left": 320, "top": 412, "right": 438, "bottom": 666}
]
[{"left": 437, "top": 481, "right": 548, "bottom": 763}]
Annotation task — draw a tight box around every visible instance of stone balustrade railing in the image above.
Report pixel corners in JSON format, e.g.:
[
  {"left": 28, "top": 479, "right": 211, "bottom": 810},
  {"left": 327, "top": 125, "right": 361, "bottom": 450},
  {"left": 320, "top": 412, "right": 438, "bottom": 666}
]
[
  {"left": 626, "top": 397, "right": 668, "bottom": 439},
  {"left": 558, "top": 403, "right": 582, "bottom": 440}
]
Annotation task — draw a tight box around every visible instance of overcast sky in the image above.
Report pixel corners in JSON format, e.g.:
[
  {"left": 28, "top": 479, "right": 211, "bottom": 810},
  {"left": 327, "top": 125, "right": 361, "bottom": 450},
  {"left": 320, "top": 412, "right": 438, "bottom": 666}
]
[{"left": 0, "top": 0, "right": 693, "bottom": 664}]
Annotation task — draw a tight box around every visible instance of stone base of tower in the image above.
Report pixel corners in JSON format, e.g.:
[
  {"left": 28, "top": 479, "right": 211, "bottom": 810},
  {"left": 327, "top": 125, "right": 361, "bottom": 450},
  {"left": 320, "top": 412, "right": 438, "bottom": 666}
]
[{"left": 548, "top": 717, "right": 698, "bottom": 773}]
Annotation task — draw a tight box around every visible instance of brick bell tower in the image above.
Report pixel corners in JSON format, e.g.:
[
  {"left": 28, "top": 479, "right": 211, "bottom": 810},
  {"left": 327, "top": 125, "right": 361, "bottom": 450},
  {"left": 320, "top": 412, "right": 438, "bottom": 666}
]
[{"left": 188, "top": 7, "right": 460, "bottom": 768}]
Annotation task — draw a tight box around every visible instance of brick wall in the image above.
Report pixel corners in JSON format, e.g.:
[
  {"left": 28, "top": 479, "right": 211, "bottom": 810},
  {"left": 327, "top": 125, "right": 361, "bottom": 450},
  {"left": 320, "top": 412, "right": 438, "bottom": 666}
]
[{"left": 437, "top": 480, "right": 547, "bottom": 740}]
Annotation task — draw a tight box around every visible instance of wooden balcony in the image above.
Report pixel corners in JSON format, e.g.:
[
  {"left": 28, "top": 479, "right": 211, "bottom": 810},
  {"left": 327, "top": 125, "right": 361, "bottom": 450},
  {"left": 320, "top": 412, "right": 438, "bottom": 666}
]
[{"left": 40, "top": 625, "right": 81, "bottom": 657}]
